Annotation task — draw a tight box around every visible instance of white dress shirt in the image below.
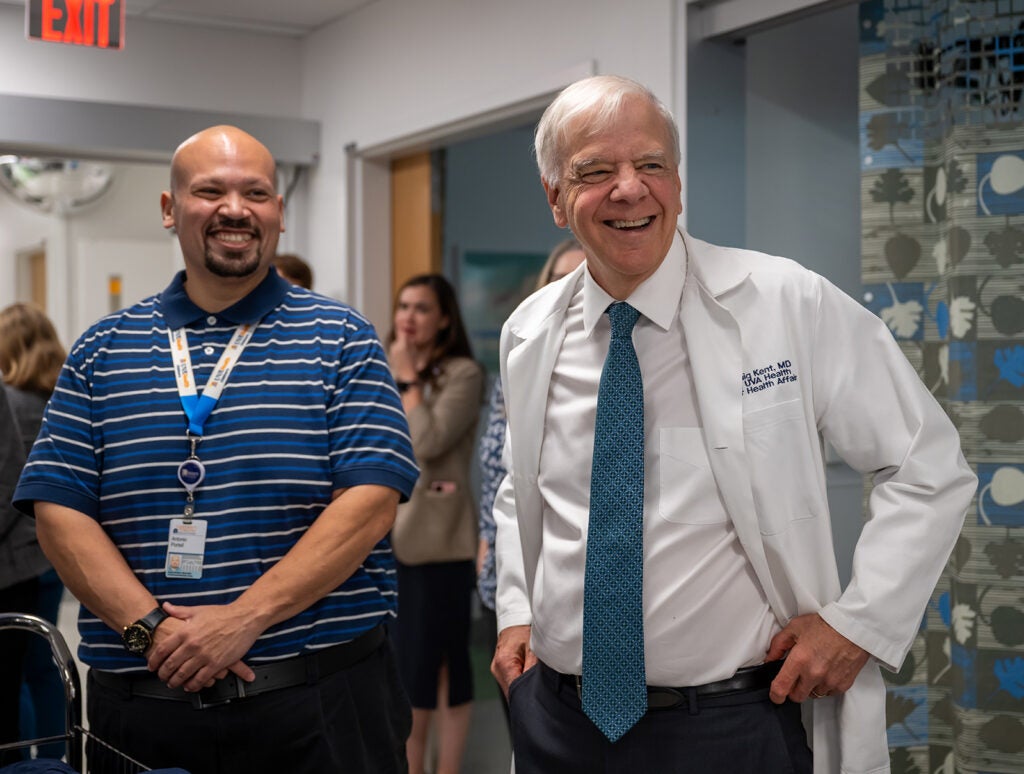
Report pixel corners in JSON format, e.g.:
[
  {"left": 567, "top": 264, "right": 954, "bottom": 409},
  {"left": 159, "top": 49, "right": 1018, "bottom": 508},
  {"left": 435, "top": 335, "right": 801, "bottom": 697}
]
[{"left": 531, "top": 233, "right": 780, "bottom": 686}]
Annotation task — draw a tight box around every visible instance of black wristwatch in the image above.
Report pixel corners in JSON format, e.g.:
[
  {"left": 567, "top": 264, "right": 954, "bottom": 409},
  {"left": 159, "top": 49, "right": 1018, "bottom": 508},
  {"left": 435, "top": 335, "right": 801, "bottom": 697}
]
[{"left": 122, "top": 606, "right": 168, "bottom": 655}]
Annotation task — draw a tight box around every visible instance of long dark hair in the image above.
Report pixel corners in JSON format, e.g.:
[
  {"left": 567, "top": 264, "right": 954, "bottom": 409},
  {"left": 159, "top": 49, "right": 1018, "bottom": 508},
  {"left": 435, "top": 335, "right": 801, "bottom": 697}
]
[{"left": 388, "top": 274, "right": 474, "bottom": 385}]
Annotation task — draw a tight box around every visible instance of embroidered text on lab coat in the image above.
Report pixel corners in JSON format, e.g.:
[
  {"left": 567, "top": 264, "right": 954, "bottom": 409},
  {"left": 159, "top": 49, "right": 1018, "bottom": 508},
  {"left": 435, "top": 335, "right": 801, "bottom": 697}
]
[{"left": 742, "top": 360, "right": 798, "bottom": 395}]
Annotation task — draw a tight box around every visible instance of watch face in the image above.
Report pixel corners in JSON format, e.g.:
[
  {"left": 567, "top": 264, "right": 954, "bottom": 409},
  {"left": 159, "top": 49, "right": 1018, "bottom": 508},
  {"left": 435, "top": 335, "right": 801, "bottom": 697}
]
[{"left": 123, "top": 623, "right": 152, "bottom": 655}]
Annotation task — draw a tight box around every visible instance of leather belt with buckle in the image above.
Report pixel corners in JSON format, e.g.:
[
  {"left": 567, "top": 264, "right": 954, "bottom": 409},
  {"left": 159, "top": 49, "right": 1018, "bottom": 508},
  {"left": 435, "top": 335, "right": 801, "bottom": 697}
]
[
  {"left": 92, "top": 624, "right": 385, "bottom": 710},
  {"left": 555, "top": 659, "right": 782, "bottom": 710}
]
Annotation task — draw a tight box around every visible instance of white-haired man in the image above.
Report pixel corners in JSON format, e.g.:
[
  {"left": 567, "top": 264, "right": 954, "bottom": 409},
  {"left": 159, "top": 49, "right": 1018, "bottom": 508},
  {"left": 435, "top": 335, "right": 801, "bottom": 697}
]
[{"left": 490, "top": 75, "right": 975, "bottom": 773}]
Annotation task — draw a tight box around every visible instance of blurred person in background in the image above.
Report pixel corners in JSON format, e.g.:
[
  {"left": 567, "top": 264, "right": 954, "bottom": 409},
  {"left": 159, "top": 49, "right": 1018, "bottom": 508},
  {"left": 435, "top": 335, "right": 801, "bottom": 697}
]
[
  {"left": 272, "top": 253, "right": 314, "bottom": 290},
  {"left": 0, "top": 384, "right": 31, "bottom": 766},
  {"left": 0, "top": 302, "right": 66, "bottom": 762},
  {"left": 387, "top": 274, "right": 485, "bottom": 774},
  {"left": 475, "top": 238, "right": 585, "bottom": 725}
]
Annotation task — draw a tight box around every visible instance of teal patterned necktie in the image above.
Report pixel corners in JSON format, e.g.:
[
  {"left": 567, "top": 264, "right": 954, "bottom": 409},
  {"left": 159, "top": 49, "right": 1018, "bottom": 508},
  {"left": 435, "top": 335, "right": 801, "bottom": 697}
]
[{"left": 582, "top": 301, "right": 646, "bottom": 742}]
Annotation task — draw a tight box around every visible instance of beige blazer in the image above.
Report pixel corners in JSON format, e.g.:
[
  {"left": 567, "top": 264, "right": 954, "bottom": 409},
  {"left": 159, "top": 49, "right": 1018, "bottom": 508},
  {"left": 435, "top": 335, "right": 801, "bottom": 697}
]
[{"left": 392, "top": 356, "right": 485, "bottom": 565}]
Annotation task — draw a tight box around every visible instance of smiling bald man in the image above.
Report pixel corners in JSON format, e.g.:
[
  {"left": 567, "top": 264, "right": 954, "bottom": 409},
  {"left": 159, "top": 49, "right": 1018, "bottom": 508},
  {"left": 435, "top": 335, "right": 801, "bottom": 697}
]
[{"left": 15, "top": 126, "right": 419, "bottom": 774}]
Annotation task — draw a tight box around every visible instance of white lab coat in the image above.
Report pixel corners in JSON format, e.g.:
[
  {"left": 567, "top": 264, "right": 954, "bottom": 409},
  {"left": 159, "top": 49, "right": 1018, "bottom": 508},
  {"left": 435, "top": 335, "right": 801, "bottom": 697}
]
[{"left": 494, "top": 229, "right": 976, "bottom": 774}]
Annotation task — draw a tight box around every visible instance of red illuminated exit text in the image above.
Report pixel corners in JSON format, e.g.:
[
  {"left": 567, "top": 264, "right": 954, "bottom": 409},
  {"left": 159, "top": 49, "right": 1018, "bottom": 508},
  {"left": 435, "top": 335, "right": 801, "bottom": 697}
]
[{"left": 27, "top": 0, "right": 125, "bottom": 50}]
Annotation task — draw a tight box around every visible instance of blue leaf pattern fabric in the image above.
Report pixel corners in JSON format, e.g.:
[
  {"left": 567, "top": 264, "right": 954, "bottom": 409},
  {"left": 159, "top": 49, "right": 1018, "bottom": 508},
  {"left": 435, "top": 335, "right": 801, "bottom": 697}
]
[
  {"left": 994, "top": 657, "right": 1024, "bottom": 701},
  {"left": 861, "top": 2, "right": 1024, "bottom": 769}
]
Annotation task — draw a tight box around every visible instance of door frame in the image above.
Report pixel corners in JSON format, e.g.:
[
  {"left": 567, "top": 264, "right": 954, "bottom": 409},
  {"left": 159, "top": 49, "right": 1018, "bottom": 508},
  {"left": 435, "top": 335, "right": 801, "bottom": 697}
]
[{"left": 344, "top": 62, "right": 596, "bottom": 332}]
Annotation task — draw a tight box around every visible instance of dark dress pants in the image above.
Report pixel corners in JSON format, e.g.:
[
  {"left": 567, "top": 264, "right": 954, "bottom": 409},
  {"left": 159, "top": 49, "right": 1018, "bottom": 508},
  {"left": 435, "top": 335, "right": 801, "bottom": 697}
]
[
  {"left": 86, "top": 638, "right": 411, "bottom": 774},
  {"left": 20, "top": 568, "right": 67, "bottom": 759},
  {"left": 0, "top": 577, "right": 39, "bottom": 765},
  {"left": 509, "top": 662, "right": 813, "bottom": 774}
]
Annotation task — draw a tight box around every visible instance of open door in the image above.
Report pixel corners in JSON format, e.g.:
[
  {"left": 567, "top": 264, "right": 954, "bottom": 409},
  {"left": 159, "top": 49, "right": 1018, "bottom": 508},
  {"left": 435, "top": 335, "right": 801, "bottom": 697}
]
[
  {"left": 16, "top": 245, "right": 47, "bottom": 311},
  {"left": 390, "top": 150, "right": 443, "bottom": 301}
]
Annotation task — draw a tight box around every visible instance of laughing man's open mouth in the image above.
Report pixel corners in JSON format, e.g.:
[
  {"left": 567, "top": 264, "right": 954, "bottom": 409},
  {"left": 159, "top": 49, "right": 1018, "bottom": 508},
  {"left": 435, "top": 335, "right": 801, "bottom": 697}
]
[{"left": 607, "top": 216, "right": 654, "bottom": 230}]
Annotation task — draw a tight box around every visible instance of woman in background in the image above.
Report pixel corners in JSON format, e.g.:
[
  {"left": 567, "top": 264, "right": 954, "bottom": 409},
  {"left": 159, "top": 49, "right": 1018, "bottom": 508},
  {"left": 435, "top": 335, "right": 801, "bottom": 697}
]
[
  {"left": 0, "top": 302, "right": 66, "bottom": 761},
  {"left": 475, "top": 239, "right": 586, "bottom": 714},
  {"left": 388, "top": 274, "right": 484, "bottom": 774}
]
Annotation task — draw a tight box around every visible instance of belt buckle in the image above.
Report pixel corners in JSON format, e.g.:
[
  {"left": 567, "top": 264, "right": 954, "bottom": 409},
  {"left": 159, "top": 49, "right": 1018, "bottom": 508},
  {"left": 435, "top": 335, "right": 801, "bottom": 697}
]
[{"left": 191, "top": 676, "right": 248, "bottom": 709}]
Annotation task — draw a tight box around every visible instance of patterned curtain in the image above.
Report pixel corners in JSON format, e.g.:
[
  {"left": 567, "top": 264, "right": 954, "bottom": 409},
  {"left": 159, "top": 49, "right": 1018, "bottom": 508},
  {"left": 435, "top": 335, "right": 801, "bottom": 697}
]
[{"left": 859, "top": 2, "right": 1024, "bottom": 771}]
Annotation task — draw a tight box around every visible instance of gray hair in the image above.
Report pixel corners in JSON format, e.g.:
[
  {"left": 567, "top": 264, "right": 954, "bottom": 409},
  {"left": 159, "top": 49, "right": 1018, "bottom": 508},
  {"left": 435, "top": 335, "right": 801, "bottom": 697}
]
[{"left": 534, "top": 75, "right": 680, "bottom": 186}]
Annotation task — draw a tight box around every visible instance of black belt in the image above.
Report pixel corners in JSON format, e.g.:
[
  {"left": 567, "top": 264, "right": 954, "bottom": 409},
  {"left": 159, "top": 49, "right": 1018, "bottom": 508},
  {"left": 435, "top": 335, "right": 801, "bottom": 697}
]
[
  {"left": 93, "top": 624, "right": 385, "bottom": 710},
  {"left": 547, "top": 659, "right": 782, "bottom": 711}
]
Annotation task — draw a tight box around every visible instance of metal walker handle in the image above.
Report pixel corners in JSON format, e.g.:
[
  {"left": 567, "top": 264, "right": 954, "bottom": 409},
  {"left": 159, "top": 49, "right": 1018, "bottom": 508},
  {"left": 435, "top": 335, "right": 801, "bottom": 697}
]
[{"left": 0, "top": 612, "right": 83, "bottom": 771}]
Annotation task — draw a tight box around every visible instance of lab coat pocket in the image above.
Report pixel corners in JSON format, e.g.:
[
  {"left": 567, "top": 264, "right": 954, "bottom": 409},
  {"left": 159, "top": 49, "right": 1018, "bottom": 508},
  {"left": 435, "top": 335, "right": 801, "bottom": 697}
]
[
  {"left": 658, "top": 427, "right": 727, "bottom": 524},
  {"left": 743, "top": 398, "right": 822, "bottom": 535}
]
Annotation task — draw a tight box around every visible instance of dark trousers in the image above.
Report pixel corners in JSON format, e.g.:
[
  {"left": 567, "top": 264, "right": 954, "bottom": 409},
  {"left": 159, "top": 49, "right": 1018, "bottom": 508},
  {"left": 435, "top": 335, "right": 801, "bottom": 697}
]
[
  {"left": 509, "top": 662, "right": 813, "bottom": 774},
  {"left": 86, "top": 638, "right": 411, "bottom": 774},
  {"left": 0, "top": 576, "right": 39, "bottom": 765},
  {"left": 20, "top": 569, "right": 66, "bottom": 759}
]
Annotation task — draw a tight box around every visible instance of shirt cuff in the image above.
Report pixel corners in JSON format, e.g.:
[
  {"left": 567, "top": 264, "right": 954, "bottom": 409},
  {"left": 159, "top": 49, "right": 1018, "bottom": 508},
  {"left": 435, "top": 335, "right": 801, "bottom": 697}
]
[
  {"left": 496, "top": 607, "right": 533, "bottom": 633},
  {"left": 333, "top": 466, "right": 418, "bottom": 503},
  {"left": 13, "top": 482, "right": 98, "bottom": 519}
]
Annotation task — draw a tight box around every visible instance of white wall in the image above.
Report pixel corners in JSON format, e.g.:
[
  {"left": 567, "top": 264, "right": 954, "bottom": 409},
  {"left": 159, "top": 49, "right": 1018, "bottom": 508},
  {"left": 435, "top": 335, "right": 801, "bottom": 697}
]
[
  {"left": 0, "top": 4, "right": 308, "bottom": 341},
  {"left": 745, "top": 3, "right": 861, "bottom": 296},
  {"left": 0, "top": 195, "right": 52, "bottom": 303},
  {"left": 0, "top": 166, "right": 311, "bottom": 345},
  {"left": 0, "top": 0, "right": 843, "bottom": 332},
  {"left": 301, "top": 0, "right": 679, "bottom": 327},
  {"left": 0, "top": 161, "right": 177, "bottom": 344},
  {"left": 63, "top": 163, "right": 179, "bottom": 335},
  {"left": 0, "top": 5, "right": 303, "bottom": 116}
]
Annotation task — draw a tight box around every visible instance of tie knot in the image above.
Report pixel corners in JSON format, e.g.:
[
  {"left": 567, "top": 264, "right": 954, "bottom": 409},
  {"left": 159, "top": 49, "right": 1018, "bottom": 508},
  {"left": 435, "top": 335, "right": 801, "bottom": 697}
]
[{"left": 606, "top": 302, "right": 640, "bottom": 339}]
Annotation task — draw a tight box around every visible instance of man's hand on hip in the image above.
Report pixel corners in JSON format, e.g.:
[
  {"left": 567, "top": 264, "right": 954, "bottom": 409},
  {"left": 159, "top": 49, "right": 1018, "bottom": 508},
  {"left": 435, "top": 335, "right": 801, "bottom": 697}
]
[
  {"left": 147, "top": 601, "right": 258, "bottom": 691},
  {"left": 491, "top": 624, "right": 536, "bottom": 698},
  {"left": 765, "top": 613, "right": 869, "bottom": 703}
]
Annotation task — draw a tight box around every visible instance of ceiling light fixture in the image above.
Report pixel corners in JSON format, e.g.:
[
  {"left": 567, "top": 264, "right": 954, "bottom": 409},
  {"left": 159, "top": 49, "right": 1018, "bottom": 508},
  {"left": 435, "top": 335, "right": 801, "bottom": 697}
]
[{"left": 0, "top": 156, "right": 115, "bottom": 214}]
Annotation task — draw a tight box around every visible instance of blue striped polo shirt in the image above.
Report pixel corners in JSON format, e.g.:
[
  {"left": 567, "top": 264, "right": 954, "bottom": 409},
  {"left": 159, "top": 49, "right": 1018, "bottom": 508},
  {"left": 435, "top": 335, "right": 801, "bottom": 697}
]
[{"left": 15, "top": 268, "right": 419, "bottom": 672}]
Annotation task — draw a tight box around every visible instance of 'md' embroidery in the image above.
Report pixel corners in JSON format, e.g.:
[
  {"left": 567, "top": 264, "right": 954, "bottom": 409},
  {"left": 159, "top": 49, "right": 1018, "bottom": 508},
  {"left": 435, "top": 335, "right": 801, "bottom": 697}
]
[{"left": 742, "top": 359, "right": 798, "bottom": 395}]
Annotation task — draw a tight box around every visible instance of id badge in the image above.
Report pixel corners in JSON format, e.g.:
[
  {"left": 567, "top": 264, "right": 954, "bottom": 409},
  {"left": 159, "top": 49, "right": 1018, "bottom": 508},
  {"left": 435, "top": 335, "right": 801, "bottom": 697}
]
[{"left": 166, "top": 518, "right": 207, "bottom": 579}]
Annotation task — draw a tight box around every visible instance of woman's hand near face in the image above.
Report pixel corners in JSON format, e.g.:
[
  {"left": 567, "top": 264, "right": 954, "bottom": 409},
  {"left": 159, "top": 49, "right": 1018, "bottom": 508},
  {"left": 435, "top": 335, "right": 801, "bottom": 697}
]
[{"left": 389, "top": 331, "right": 418, "bottom": 381}]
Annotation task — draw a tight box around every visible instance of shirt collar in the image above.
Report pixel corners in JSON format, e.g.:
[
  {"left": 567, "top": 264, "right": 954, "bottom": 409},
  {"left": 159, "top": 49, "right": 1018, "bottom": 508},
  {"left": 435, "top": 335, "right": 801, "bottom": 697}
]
[
  {"left": 582, "top": 230, "right": 687, "bottom": 336},
  {"left": 160, "top": 268, "right": 290, "bottom": 328}
]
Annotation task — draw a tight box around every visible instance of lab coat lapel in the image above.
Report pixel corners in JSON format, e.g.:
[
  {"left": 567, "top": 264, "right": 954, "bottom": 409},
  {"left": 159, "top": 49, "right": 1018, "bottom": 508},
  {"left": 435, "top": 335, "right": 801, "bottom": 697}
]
[
  {"left": 503, "top": 276, "right": 576, "bottom": 592},
  {"left": 506, "top": 321, "right": 561, "bottom": 485},
  {"left": 681, "top": 236, "right": 788, "bottom": 622}
]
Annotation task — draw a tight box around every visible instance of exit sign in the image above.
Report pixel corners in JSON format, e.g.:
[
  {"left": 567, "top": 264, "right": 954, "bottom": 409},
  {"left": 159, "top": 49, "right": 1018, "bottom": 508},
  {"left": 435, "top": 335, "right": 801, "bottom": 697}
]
[{"left": 27, "top": 0, "right": 125, "bottom": 50}]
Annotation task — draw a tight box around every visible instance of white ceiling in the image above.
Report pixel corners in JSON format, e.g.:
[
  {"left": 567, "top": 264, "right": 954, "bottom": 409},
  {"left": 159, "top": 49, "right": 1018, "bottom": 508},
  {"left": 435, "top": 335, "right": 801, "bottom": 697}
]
[
  {"left": 4, "top": 1, "right": 850, "bottom": 40},
  {"left": 2, "top": 0, "right": 377, "bottom": 37}
]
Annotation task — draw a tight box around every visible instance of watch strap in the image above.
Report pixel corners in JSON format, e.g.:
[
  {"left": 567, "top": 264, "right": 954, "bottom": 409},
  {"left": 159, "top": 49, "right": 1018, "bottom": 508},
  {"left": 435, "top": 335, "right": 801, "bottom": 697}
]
[{"left": 138, "top": 605, "right": 169, "bottom": 632}]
